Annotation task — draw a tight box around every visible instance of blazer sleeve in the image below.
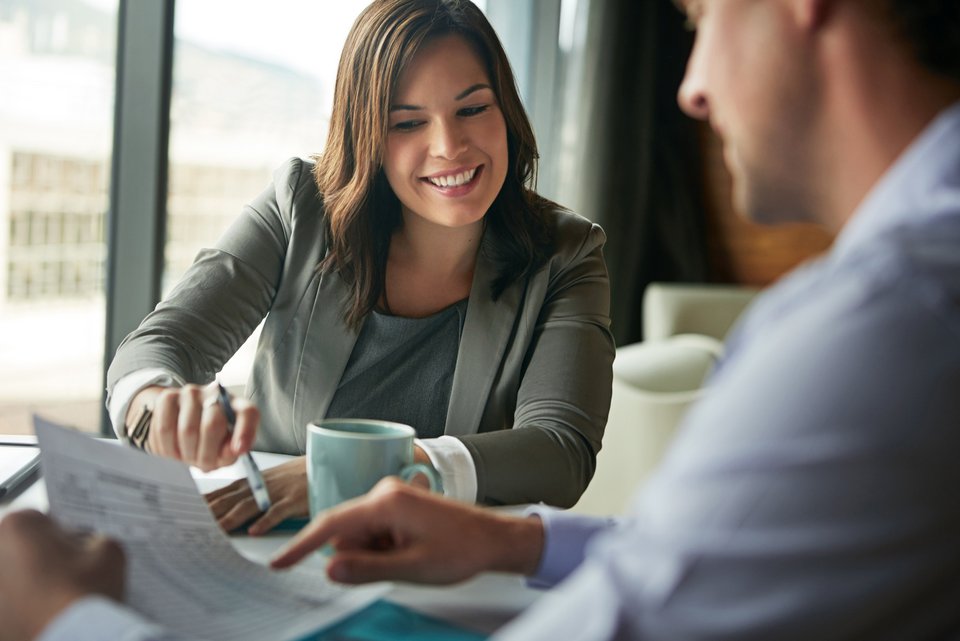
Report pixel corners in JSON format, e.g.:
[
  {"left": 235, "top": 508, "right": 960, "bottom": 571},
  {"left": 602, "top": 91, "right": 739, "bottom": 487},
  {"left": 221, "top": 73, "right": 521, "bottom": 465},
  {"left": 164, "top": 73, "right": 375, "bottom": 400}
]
[
  {"left": 106, "top": 158, "right": 307, "bottom": 395},
  {"left": 461, "top": 219, "right": 615, "bottom": 507}
]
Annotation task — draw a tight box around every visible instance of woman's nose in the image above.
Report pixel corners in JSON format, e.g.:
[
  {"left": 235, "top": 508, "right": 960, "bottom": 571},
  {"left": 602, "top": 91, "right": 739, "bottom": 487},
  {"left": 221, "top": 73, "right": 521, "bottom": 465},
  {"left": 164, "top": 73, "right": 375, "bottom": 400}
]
[{"left": 430, "top": 119, "right": 468, "bottom": 159}]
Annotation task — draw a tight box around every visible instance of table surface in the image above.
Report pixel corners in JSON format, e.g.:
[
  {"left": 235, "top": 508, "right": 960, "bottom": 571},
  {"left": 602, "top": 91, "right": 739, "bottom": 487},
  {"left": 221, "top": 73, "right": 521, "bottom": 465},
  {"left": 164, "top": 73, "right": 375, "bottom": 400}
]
[{"left": 0, "top": 450, "right": 542, "bottom": 637}]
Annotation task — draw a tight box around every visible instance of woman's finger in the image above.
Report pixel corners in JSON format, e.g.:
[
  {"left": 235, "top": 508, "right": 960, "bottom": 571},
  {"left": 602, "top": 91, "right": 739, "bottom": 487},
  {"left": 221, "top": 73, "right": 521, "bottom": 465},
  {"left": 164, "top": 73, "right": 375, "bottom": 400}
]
[
  {"left": 216, "top": 495, "right": 260, "bottom": 533},
  {"left": 195, "top": 401, "right": 228, "bottom": 472},
  {"left": 176, "top": 386, "right": 203, "bottom": 466},
  {"left": 230, "top": 403, "right": 260, "bottom": 457},
  {"left": 151, "top": 392, "right": 180, "bottom": 459},
  {"left": 204, "top": 477, "right": 249, "bottom": 505},
  {"left": 246, "top": 501, "right": 295, "bottom": 536}
]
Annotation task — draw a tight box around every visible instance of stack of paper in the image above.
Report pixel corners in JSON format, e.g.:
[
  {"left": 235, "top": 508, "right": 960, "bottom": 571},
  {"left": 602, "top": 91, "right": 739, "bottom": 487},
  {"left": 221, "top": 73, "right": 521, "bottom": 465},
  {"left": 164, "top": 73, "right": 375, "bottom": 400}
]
[{"left": 34, "top": 417, "right": 385, "bottom": 641}]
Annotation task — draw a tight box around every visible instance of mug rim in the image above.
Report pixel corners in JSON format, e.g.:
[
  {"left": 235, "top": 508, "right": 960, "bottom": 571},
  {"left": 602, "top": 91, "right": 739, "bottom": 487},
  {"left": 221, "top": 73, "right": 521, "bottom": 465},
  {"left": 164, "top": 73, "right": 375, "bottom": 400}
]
[{"left": 308, "top": 418, "right": 416, "bottom": 440}]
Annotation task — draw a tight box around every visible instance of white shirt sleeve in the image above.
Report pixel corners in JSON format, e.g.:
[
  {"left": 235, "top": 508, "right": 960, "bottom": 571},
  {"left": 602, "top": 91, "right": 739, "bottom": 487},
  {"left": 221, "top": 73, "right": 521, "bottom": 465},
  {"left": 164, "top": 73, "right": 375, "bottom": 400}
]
[
  {"left": 37, "top": 597, "right": 185, "bottom": 641},
  {"left": 414, "top": 436, "right": 477, "bottom": 502},
  {"left": 107, "top": 369, "right": 184, "bottom": 438}
]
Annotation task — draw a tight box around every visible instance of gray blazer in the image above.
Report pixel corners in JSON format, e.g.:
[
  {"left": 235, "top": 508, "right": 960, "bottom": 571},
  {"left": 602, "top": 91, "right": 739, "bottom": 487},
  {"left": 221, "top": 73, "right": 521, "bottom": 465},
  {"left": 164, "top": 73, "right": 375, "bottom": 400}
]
[{"left": 108, "top": 158, "right": 615, "bottom": 507}]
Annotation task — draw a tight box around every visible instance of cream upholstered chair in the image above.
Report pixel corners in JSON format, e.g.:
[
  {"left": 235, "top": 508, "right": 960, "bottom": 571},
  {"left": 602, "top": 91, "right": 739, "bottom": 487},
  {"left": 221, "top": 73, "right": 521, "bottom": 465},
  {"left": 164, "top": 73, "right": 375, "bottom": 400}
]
[
  {"left": 642, "top": 282, "right": 760, "bottom": 342},
  {"left": 572, "top": 282, "right": 759, "bottom": 516}
]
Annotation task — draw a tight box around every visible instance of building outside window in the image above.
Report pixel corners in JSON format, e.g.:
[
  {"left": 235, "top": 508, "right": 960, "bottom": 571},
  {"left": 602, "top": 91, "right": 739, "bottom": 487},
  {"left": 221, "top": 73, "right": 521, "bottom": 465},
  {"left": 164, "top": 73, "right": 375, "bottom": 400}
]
[
  {"left": 0, "top": 0, "right": 117, "bottom": 434},
  {"left": 0, "top": 0, "right": 574, "bottom": 437}
]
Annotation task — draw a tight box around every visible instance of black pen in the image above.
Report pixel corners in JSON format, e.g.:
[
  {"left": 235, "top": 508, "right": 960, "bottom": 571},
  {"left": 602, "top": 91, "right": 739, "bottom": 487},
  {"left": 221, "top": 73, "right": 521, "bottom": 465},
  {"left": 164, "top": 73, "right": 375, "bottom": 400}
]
[{"left": 216, "top": 381, "right": 271, "bottom": 513}]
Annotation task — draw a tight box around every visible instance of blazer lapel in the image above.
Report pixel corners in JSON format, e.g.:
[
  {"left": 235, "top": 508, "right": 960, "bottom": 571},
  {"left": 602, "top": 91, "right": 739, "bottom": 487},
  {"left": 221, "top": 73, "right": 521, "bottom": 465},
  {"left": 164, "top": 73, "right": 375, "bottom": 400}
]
[
  {"left": 291, "top": 270, "right": 359, "bottom": 453},
  {"left": 444, "top": 232, "right": 523, "bottom": 436}
]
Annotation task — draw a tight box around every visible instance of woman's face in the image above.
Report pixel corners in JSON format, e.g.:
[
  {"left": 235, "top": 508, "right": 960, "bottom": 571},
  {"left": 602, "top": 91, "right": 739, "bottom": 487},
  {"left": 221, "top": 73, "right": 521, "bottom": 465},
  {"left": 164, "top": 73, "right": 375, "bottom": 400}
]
[{"left": 383, "top": 34, "right": 509, "bottom": 232}]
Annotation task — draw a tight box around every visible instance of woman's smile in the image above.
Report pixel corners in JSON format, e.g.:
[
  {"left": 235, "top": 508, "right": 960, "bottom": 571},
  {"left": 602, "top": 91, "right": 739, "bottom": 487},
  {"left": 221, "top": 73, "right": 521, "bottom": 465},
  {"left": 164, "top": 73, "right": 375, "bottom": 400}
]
[{"left": 421, "top": 165, "right": 484, "bottom": 197}]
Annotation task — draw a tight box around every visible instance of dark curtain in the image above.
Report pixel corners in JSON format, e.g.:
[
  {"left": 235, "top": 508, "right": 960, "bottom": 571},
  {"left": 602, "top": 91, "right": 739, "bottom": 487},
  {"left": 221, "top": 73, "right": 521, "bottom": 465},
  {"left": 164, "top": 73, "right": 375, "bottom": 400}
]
[{"left": 572, "top": 0, "right": 708, "bottom": 346}]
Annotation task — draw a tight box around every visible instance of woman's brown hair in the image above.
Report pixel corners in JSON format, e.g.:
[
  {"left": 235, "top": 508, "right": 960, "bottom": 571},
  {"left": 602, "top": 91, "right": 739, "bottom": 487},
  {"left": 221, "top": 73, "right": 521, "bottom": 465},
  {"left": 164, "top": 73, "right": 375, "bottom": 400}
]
[{"left": 314, "top": 0, "right": 554, "bottom": 329}]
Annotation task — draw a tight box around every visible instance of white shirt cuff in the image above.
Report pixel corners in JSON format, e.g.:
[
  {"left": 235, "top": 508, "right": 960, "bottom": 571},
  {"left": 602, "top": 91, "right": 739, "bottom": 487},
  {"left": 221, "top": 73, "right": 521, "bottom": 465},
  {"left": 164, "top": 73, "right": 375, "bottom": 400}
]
[
  {"left": 38, "top": 596, "right": 177, "bottom": 641},
  {"left": 108, "top": 369, "right": 184, "bottom": 439},
  {"left": 414, "top": 436, "right": 478, "bottom": 502}
]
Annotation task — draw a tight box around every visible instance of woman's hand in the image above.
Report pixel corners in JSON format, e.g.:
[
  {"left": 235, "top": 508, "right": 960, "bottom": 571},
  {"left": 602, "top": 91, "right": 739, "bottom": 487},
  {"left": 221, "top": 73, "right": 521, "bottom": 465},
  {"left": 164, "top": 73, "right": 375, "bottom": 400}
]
[
  {"left": 126, "top": 384, "right": 259, "bottom": 472},
  {"left": 205, "top": 457, "right": 309, "bottom": 535}
]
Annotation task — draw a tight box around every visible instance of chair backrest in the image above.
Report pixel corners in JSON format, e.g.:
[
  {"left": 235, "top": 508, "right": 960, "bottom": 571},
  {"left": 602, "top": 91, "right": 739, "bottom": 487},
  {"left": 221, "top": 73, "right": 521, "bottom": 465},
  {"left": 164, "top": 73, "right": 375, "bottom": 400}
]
[
  {"left": 573, "top": 283, "right": 762, "bottom": 516},
  {"left": 643, "top": 282, "right": 760, "bottom": 342},
  {"left": 572, "top": 334, "right": 724, "bottom": 516}
]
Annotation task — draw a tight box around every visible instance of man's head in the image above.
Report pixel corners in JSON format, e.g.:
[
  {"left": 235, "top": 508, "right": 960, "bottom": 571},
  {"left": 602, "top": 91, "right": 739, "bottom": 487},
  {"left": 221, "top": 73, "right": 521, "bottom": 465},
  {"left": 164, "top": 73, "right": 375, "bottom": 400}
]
[{"left": 677, "top": 0, "right": 960, "bottom": 230}]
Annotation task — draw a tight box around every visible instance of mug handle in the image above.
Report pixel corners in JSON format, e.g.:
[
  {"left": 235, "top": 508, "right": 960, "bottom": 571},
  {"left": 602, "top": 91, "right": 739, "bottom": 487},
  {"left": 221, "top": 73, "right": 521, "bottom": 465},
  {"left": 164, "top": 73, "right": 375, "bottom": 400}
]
[{"left": 398, "top": 463, "right": 443, "bottom": 494}]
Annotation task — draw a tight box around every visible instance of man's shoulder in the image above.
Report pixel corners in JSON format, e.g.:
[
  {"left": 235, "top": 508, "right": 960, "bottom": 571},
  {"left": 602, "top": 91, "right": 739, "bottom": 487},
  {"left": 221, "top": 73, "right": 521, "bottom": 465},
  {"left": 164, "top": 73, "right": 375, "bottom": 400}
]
[
  {"left": 852, "top": 209, "right": 960, "bottom": 321},
  {"left": 730, "top": 210, "right": 960, "bottom": 371}
]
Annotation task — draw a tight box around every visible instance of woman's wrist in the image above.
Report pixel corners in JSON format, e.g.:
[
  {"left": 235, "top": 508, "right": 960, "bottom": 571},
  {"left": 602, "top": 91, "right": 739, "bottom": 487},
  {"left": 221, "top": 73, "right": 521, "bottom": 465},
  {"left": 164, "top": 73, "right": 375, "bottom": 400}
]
[
  {"left": 124, "top": 386, "right": 163, "bottom": 426},
  {"left": 123, "top": 386, "right": 166, "bottom": 452}
]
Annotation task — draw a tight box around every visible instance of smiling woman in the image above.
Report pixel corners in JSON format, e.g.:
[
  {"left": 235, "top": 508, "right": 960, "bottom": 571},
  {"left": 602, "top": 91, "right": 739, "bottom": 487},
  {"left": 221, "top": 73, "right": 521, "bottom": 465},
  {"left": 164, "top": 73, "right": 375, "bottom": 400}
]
[
  {"left": 106, "top": 0, "right": 615, "bottom": 536},
  {"left": 385, "top": 37, "right": 507, "bottom": 226},
  {"left": 379, "top": 35, "right": 509, "bottom": 317}
]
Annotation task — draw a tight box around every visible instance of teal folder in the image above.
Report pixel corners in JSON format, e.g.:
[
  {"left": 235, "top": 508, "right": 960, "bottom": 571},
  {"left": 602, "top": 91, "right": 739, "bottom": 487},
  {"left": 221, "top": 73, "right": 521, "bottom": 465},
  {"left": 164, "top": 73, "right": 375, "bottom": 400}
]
[{"left": 301, "top": 600, "right": 489, "bottom": 641}]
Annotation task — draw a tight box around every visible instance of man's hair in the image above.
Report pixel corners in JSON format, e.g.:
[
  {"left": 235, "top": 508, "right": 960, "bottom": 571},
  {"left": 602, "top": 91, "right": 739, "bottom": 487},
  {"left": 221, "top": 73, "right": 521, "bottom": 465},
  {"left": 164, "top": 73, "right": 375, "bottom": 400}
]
[{"left": 882, "top": 0, "right": 960, "bottom": 82}]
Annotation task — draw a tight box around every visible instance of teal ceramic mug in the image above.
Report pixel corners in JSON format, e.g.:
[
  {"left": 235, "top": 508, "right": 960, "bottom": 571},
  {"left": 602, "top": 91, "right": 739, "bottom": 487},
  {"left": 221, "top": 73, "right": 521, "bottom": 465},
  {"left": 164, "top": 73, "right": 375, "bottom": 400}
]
[{"left": 306, "top": 419, "right": 442, "bottom": 516}]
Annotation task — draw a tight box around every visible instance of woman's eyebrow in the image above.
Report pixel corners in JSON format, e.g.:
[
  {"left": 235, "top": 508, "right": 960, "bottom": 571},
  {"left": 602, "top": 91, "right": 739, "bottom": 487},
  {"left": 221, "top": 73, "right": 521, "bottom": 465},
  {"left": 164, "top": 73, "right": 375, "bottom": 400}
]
[
  {"left": 455, "top": 83, "right": 492, "bottom": 100},
  {"left": 390, "top": 83, "right": 493, "bottom": 112}
]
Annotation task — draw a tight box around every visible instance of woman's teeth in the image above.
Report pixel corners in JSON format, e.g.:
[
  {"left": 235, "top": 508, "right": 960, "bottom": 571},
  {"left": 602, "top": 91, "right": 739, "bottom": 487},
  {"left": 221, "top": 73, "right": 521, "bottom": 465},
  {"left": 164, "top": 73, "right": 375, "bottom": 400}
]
[{"left": 427, "top": 168, "right": 477, "bottom": 187}]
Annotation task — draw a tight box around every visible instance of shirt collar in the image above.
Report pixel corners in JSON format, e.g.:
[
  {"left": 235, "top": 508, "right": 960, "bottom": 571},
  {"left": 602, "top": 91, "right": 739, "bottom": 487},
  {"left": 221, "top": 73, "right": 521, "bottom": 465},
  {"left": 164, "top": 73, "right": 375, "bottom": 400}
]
[{"left": 832, "top": 99, "right": 960, "bottom": 260}]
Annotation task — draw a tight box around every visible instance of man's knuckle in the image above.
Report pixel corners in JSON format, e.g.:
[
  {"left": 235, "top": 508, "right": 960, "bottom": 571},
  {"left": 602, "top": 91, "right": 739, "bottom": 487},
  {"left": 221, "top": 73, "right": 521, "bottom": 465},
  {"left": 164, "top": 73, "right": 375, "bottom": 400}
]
[
  {"left": 0, "top": 511, "right": 25, "bottom": 535},
  {"left": 375, "top": 478, "right": 409, "bottom": 503},
  {"left": 98, "top": 537, "right": 126, "bottom": 563}
]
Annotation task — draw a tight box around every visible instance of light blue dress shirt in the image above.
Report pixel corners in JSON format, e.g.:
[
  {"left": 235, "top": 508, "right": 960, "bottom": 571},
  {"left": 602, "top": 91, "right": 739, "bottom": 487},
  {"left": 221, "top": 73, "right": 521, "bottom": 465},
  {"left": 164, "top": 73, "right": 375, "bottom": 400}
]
[
  {"left": 34, "top": 101, "right": 960, "bottom": 641},
  {"left": 501, "top": 100, "right": 960, "bottom": 640}
]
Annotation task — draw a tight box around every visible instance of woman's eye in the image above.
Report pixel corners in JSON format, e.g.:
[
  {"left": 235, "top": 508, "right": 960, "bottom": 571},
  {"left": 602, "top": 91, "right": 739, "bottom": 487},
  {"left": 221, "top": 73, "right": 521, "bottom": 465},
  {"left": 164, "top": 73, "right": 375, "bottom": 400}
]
[
  {"left": 459, "top": 105, "right": 489, "bottom": 117},
  {"left": 391, "top": 120, "right": 423, "bottom": 131}
]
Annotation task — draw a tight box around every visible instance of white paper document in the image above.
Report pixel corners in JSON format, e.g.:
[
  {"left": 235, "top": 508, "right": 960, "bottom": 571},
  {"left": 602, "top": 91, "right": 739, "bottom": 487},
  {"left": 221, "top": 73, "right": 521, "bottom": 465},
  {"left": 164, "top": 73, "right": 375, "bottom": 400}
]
[{"left": 34, "top": 417, "right": 386, "bottom": 641}]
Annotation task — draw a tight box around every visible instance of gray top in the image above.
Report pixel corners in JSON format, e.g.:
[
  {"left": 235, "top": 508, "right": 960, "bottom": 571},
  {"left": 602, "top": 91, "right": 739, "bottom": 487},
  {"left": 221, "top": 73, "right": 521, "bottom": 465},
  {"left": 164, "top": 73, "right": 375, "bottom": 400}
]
[{"left": 326, "top": 299, "right": 468, "bottom": 439}]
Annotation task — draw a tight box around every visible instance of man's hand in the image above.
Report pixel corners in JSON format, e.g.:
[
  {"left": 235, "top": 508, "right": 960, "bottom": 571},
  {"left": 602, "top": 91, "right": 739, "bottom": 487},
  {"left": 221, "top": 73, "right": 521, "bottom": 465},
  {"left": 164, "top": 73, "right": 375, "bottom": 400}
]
[
  {"left": 0, "top": 510, "right": 125, "bottom": 641},
  {"left": 270, "top": 478, "right": 544, "bottom": 585},
  {"left": 128, "top": 383, "right": 259, "bottom": 472},
  {"left": 206, "top": 457, "right": 309, "bottom": 535}
]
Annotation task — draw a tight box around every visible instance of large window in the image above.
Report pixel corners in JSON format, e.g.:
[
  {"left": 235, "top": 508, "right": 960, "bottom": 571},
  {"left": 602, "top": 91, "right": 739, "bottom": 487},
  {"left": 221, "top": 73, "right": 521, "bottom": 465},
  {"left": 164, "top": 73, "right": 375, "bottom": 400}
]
[
  {"left": 164, "top": 1, "right": 371, "bottom": 387},
  {"left": 0, "top": 0, "right": 118, "bottom": 434},
  {"left": 0, "top": 0, "right": 565, "bottom": 437}
]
